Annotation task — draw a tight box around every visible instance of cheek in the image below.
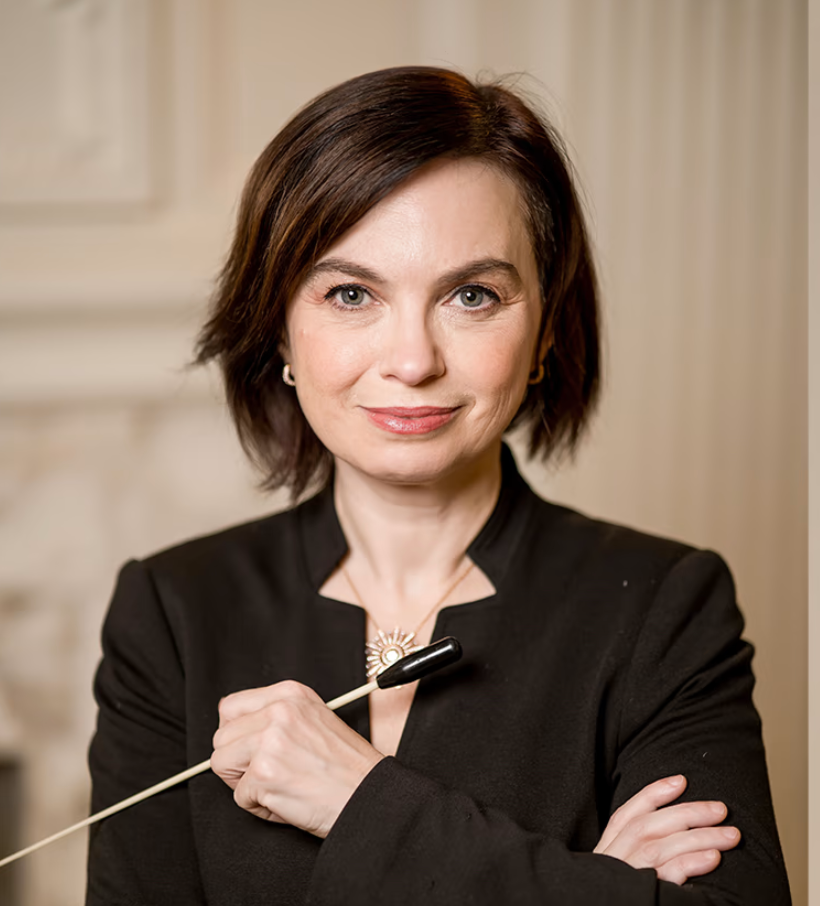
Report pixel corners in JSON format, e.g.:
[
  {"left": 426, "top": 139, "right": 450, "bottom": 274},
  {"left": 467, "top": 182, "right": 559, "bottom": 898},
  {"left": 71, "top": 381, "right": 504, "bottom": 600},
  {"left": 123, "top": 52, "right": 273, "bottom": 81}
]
[
  {"left": 292, "top": 325, "right": 365, "bottom": 391},
  {"left": 460, "top": 325, "right": 533, "bottom": 400}
]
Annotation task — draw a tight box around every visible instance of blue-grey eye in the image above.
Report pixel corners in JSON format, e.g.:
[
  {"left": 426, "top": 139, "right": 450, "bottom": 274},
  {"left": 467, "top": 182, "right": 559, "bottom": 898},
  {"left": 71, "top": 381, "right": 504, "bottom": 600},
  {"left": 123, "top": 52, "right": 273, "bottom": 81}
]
[
  {"left": 339, "top": 287, "right": 365, "bottom": 305},
  {"left": 458, "top": 287, "right": 486, "bottom": 307}
]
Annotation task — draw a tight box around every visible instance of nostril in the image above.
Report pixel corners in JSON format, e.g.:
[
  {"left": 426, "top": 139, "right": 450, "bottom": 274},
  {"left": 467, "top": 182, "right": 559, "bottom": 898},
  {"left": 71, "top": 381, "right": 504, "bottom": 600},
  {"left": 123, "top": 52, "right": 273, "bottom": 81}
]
[{"left": 379, "top": 334, "right": 445, "bottom": 384}]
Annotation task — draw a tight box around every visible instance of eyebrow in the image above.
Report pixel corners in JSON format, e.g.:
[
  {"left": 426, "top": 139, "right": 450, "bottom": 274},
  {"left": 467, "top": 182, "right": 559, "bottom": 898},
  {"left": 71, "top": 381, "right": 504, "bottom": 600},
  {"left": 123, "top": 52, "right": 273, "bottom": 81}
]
[{"left": 305, "top": 256, "right": 523, "bottom": 291}]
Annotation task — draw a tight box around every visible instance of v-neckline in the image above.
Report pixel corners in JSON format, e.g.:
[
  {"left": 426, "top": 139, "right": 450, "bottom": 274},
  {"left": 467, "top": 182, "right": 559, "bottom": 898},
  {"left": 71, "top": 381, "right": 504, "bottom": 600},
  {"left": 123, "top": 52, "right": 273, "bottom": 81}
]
[
  {"left": 302, "top": 445, "right": 536, "bottom": 756},
  {"left": 298, "top": 445, "right": 534, "bottom": 596},
  {"left": 388, "top": 599, "right": 495, "bottom": 760},
  {"left": 313, "top": 588, "right": 500, "bottom": 759}
]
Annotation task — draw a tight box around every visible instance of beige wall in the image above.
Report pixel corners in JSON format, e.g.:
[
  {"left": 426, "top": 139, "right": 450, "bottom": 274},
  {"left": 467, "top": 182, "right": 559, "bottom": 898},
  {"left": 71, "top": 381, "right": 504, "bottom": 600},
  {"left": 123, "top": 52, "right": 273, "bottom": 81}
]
[{"left": 0, "top": 1, "right": 807, "bottom": 904}]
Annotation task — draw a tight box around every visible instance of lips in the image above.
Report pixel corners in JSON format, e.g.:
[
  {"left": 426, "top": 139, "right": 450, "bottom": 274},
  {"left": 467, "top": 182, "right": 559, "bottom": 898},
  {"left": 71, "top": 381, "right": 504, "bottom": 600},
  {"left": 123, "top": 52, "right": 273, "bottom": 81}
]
[{"left": 362, "top": 406, "right": 460, "bottom": 435}]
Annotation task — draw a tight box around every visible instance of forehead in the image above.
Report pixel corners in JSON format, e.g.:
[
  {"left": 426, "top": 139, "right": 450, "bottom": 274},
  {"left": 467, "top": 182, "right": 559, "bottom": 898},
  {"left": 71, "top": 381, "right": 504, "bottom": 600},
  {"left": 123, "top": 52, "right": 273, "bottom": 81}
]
[{"left": 319, "top": 157, "right": 534, "bottom": 269}]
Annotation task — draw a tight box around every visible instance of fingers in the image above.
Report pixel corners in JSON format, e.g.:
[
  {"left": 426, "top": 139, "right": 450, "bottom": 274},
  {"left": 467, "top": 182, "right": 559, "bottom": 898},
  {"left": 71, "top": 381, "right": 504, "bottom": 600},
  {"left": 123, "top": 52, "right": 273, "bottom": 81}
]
[
  {"left": 594, "top": 774, "right": 742, "bottom": 885},
  {"left": 217, "top": 680, "right": 321, "bottom": 726},
  {"left": 211, "top": 692, "right": 320, "bottom": 784},
  {"left": 624, "top": 824, "right": 741, "bottom": 871},
  {"left": 209, "top": 732, "right": 255, "bottom": 786},
  {"left": 620, "top": 799, "right": 729, "bottom": 844},
  {"left": 601, "top": 801, "right": 738, "bottom": 863},
  {"left": 232, "top": 773, "right": 287, "bottom": 823},
  {"left": 596, "top": 776, "right": 688, "bottom": 852},
  {"left": 214, "top": 694, "right": 305, "bottom": 751},
  {"left": 657, "top": 849, "right": 723, "bottom": 886},
  {"left": 210, "top": 683, "right": 383, "bottom": 838},
  {"left": 211, "top": 683, "right": 317, "bottom": 786}
]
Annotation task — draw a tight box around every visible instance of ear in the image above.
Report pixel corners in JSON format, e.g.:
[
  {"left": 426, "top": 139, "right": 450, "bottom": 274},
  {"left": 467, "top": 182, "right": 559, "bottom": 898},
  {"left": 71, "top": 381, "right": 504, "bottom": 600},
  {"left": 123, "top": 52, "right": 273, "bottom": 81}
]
[
  {"left": 538, "top": 330, "right": 553, "bottom": 363},
  {"left": 532, "top": 327, "right": 553, "bottom": 372},
  {"left": 530, "top": 292, "right": 554, "bottom": 369},
  {"left": 278, "top": 330, "right": 291, "bottom": 363}
]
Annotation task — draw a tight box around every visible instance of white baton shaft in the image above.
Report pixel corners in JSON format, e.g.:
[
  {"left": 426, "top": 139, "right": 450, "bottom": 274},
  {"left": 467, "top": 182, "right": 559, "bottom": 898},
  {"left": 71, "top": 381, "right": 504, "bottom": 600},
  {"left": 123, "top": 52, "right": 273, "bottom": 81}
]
[{"left": 0, "top": 637, "right": 462, "bottom": 870}]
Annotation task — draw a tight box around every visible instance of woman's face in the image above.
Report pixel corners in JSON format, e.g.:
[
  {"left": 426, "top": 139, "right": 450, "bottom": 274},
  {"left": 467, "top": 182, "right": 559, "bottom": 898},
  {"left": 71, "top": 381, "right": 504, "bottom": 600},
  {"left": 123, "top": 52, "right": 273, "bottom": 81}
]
[{"left": 284, "top": 157, "right": 544, "bottom": 486}]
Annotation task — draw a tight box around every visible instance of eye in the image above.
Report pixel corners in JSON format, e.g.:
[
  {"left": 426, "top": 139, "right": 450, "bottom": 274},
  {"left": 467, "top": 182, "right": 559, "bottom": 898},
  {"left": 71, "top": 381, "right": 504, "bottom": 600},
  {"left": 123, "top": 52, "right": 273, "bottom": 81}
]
[
  {"left": 452, "top": 285, "right": 500, "bottom": 310},
  {"left": 325, "top": 284, "right": 370, "bottom": 309}
]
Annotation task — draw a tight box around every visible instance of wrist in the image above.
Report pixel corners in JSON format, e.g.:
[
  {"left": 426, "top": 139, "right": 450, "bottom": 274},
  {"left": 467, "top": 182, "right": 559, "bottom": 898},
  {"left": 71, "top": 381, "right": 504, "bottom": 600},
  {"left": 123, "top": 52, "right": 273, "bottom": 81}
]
[{"left": 319, "top": 750, "right": 385, "bottom": 839}]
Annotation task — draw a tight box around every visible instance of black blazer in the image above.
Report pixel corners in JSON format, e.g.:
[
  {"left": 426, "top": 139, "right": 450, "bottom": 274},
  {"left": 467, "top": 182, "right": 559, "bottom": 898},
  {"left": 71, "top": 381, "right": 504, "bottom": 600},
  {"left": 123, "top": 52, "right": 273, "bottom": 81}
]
[{"left": 86, "top": 449, "right": 790, "bottom": 905}]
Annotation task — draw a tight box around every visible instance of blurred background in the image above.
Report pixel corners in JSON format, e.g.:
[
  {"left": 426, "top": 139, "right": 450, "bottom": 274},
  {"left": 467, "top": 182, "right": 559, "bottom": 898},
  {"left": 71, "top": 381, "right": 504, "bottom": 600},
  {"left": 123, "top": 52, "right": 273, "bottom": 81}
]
[{"left": 0, "top": 1, "right": 807, "bottom": 904}]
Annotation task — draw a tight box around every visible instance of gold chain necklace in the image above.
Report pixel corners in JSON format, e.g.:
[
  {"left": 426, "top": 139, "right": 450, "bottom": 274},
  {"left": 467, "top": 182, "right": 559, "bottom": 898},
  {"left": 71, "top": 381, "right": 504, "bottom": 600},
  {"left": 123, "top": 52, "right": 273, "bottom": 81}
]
[{"left": 342, "top": 561, "right": 475, "bottom": 679}]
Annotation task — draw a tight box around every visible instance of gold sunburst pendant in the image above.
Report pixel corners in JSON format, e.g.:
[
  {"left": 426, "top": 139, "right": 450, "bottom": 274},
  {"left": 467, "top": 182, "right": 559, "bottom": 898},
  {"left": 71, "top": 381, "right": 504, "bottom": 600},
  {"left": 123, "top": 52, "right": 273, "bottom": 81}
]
[{"left": 365, "top": 628, "right": 423, "bottom": 679}]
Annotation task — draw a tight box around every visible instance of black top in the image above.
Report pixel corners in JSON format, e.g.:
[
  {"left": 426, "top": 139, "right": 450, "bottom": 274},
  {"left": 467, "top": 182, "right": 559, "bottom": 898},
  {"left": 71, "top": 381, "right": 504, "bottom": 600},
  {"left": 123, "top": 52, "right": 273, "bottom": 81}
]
[{"left": 86, "top": 448, "right": 790, "bottom": 905}]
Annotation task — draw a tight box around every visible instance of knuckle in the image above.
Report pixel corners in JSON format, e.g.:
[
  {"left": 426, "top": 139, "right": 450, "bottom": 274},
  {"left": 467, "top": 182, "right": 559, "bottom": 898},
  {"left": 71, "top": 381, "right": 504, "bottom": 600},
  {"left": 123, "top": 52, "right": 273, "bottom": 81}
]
[
  {"left": 209, "top": 751, "right": 227, "bottom": 779},
  {"left": 251, "top": 753, "right": 279, "bottom": 784},
  {"left": 629, "top": 814, "right": 652, "bottom": 840},
  {"left": 687, "top": 800, "right": 726, "bottom": 823},
  {"left": 670, "top": 854, "right": 691, "bottom": 872},
  {"left": 261, "top": 722, "right": 287, "bottom": 752},
  {"left": 608, "top": 805, "right": 629, "bottom": 831},
  {"left": 659, "top": 858, "right": 687, "bottom": 886},
  {"left": 265, "top": 700, "right": 293, "bottom": 726},
  {"left": 258, "top": 790, "right": 280, "bottom": 814},
  {"left": 278, "top": 679, "right": 322, "bottom": 705},
  {"left": 277, "top": 679, "right": 305, "bottom": 697},
  {"left": 639, "top": 842, "right": 662, "bottom": 867},
  {"left": 218, "top": 693, "right": 240, "bottom": 722}
]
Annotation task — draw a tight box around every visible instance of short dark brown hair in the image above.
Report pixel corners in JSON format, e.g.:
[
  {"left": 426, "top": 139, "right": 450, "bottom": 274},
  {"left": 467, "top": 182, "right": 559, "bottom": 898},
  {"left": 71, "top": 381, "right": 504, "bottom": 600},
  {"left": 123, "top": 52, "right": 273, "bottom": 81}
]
[{"left": 195, "top": 66, "right": 601, "bottom": 498}]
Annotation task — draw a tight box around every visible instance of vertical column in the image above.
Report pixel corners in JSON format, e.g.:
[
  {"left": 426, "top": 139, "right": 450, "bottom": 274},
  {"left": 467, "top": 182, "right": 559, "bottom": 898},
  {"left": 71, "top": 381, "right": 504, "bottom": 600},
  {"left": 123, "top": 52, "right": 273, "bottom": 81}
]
[{"left": 0, "top": 756, "right": 22, "bottom": 906}]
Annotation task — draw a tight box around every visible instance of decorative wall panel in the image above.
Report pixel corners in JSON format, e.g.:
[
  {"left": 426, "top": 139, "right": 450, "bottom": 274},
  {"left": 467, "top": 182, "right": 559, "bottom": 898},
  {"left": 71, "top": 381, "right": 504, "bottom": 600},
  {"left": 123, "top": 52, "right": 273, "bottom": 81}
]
[{"left": 0, "top": 0, "right": 154, "bottom": 207}]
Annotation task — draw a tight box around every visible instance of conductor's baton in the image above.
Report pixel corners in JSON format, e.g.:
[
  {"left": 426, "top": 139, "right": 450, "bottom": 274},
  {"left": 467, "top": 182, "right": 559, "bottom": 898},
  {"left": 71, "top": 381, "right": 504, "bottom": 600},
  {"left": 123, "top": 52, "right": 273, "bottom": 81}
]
[{"left": 0, "top": 636, "right": 462, "bottom": 869}]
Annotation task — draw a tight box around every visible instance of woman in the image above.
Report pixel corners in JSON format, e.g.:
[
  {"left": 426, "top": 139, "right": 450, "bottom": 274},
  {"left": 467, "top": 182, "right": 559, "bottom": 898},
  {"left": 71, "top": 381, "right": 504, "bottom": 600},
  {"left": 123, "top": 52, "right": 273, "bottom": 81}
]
[{"left": 86, "top": 67, "right": 790, "bottom": 904}]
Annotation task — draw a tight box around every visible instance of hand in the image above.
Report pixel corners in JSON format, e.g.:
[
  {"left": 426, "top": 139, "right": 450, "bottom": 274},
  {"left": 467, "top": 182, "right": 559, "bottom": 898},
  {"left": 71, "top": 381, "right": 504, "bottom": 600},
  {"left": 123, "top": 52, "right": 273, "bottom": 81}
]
[
  {"left": 210, "top": 680, "right": 384, "bottom": 839},
  {"left": 594, "top": 775, "right": 741, "bottom": 885}
]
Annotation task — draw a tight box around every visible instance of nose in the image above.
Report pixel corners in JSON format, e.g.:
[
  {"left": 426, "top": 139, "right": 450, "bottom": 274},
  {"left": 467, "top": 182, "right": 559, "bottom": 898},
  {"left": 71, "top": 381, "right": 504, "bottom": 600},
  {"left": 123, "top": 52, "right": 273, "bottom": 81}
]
[{"left": 378, "top": 305, "right": 445, "bottom": 385}]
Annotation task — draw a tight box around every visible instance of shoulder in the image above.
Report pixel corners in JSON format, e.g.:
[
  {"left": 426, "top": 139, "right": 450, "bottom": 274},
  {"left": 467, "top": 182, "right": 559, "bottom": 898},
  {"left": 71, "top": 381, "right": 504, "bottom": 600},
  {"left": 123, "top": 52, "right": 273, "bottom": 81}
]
[
  {"left": 519, "top": 491, "right": 749, "bottom": 723},
  {"left": 143, "top": 505, "right": 302, "bottom": 574},
  {"left": 513, "top": 481, "right": 742, "bottom": 660},
  {"left": 127, "top": 491, "right": 331, "bottom": 611},
  {"left": 100, "top": 496, "right": 331, "bottom": 667},
  {"left": 522, "top": 482, "right": 730, "bottom": 592}
]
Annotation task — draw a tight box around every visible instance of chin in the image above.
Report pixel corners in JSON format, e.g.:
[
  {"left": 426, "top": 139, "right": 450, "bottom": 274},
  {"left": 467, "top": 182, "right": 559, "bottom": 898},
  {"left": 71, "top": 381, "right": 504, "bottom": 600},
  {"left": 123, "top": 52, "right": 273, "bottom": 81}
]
[{"left": 338, "top": 435, "right": 491, "bottom": 487}]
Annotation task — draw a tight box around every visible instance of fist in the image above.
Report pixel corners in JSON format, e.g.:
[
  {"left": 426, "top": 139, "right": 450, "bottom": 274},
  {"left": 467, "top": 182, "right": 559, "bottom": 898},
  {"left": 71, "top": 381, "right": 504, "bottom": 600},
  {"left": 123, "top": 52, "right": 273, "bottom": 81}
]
[{"left": 210, "top": 680, "right": 384, "bottom": 838}]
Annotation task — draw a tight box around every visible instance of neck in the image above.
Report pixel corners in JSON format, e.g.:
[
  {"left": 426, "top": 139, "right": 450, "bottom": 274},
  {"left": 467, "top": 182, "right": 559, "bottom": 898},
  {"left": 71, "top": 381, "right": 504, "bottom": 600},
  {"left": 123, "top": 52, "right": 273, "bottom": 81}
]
[{"left": 333, "top": 445, "right": 503, "bottom": 610}]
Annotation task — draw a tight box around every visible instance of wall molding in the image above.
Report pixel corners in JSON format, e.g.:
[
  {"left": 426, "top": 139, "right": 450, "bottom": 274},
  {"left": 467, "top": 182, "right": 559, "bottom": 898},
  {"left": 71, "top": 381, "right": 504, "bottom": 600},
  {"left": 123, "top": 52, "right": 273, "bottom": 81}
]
[
  {"left": 0, "top": 0, "right": 154, "bottom": 208},
  {"left": 0, "top": 315, "right": 216, "bottom": 405},
  {"left": 0, "top": 275, "right": 212, "bottom": 316}
]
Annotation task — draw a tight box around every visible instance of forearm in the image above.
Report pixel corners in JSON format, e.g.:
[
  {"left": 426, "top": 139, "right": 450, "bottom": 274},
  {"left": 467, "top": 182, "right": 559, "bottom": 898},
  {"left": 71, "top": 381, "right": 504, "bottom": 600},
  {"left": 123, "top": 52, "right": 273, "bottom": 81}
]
[{"left": 309, "top": 759, "right": 719, "bottom": 906}]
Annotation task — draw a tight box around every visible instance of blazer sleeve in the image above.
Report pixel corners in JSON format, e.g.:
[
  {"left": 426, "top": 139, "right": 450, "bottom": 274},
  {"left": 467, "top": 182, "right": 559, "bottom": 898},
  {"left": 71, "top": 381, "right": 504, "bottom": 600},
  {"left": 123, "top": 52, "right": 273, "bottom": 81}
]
[
  {"left": 86, "top": 560, "right": 207, "bottom": 905},
  {"left": 307, "top": 550, "right": 791, "bottom": 906}
]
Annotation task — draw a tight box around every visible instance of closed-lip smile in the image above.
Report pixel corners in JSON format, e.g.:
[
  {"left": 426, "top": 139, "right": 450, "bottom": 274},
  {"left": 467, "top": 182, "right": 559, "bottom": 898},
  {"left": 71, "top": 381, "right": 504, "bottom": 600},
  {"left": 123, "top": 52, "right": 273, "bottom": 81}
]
[{"left": 362, "top": 406, "right": 460, "bottom": 435}]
